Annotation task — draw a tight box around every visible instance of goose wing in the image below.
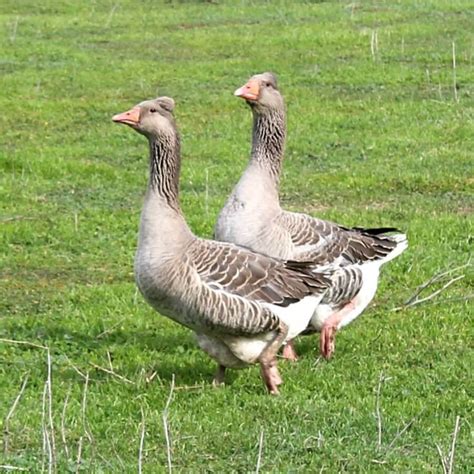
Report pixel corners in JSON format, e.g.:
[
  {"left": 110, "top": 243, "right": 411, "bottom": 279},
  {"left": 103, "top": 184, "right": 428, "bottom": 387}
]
[
  {"left": 278, "top": 211, "right": 401, "bottom": 266},
  {"left": 188, "top": 239, "right": 329, "bottom": 308}
]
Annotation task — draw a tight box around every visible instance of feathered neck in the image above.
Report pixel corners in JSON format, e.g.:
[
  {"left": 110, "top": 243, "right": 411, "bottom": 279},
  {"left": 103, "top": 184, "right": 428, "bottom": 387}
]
[
  {"left": 148, "top": 131, "right": 182, "bottom": 214},
  {"left": 249, "top": 106, "right": 286, "bottom": 184}
]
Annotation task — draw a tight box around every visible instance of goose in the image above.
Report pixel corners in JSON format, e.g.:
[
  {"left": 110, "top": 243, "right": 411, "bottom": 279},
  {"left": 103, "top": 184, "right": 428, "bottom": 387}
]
[
  {"left": 215, "top": 72, "right": 408, "bottom": 361},
  {"left": 112, "top": 96, "right": 331, "bottom": 394}
]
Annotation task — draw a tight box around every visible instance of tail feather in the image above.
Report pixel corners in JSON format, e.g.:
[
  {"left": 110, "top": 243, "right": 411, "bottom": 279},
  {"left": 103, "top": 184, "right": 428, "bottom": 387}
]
[
  {"left": 376, "top": 233, "right": 408, "bottom": 265},
  {"left": 351, "top": 226, "right": 402, "bottom": 235}
]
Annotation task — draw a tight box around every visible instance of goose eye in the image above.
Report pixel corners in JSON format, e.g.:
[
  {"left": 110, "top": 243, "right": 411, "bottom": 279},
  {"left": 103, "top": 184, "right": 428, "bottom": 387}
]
[
  {"left": 265, "top": 82, "right": 271, "bottom": 87},
  {"left": 150, "top": 108, "right": 157, "bottom": 113}
]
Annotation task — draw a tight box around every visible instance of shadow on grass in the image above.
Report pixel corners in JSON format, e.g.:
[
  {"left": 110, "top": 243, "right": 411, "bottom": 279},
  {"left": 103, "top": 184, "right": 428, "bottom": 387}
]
[{"left": 2, "top": 322, "right": 243, "bottom": 387}]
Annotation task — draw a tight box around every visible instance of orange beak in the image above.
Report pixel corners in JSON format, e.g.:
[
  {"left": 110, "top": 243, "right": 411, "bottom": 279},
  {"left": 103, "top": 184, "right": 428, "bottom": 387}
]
[
  {"left": 234, "top": 79, "right": 260, "bottom": 101},
  {"left": 112, "top": 107, "right": 140, "bottom": 126}
]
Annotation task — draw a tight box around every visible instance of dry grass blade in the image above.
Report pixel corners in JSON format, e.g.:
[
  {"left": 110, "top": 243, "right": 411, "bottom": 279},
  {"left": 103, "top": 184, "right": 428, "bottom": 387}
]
[
  {"left": 90, "top": 362, "right": 135, "bottom": 385},
  {"left": 255, "top": 429, "right": 264, "bottom": 474},
  {"left": 96, "top": 318, "right": 126, "bottom": 339},
  {"left": 46, "top": 349, "right": 56, "bottom": 472},
  {"left": 452, "top": 41, "right": 458, "bottom": 102},
  {"left": 112, "top": 442, "right": 126, "bottom": 470},
  {"left": 406, "top": 293, "right": 474, "bottom": 308},
  {"left": 81, "top": 373, "right": 92, "bottom": 443},
  {"left": 61, "top": 386, "right": 72, "bottom": 459},
  {"left": 162, "top": 375, "right": 175, "bottom": 474},
  {"left": 448, "top": 416, "right": 461, "bottom": 474},
  {"left": 17, "top": 342, "right": 54, "bottom": 474},
  {"left": 375, "top": 372, "right": 384, "bottom": 450},
  {"left": 75, "top": 436, "right": 84, "bottom": 474},
  {"left": 370, "top": 30, "right": 378, "bottom": 60},
  {"left": 63, "top": 355, "right": 88, "bottom": 380},
  {"left": 42, "top": 382, "right": 52, "bottom": 474},
  {"left": 435, "top": 416, "right": 461, "bottom": 474},
  {"left": 105, "top": 3, "right": 118, "bottom": 28},
  {"left": 76, "top": 372, "right": 90, "bottom": 473},
  {"left": 138, "top": 407, "right": 146, "bottom": 474},
  {"left": 406, "top": 262, "right": 469, "bottom": 304},
  {"left": 436, "top": 443, "right": 448, "bottom": 474},
  {"left": 96, "top": 452, "right": 114, "bottom": 470},
  {"left": 106, "top": 351, "right": 113, "bottom": 371},
  {"left": 0, "top": 338, "right": 47, "bottom": 350},
  {"left": 374, "top": 372, "right": 393, "bottom": 450},
  {"left": 385, "top": 412, "right": 422, "bottom": 453},
  {"left": 1, "top": 215, "right": 35, "bottom": 222},
  {"left": 406, "top": 275, "right": 464, "bottom": 306},
  {"left": 3, "top": 373, "right": 29, "bottom": 455},
  {"left": 9, "top": 15, "right": 19, "bottom": 43},
  {"left": 0, "top": 466, "right": 28, "bottom": 471},
  {"left": 392, "top": 262, "right": 470, "bottom": 312},
  {"left": 174, "top": 383, "right": 205, "bottom": 391}
]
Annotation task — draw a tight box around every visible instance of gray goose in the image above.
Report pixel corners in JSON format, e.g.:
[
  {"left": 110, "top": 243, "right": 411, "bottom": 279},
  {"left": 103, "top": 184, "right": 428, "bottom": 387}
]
[
  {"left": 112, "top": 97, "right": 330, "bottom": 394},
  {"left": 215, "top": 72, "right": 408, "bottom": 360}
]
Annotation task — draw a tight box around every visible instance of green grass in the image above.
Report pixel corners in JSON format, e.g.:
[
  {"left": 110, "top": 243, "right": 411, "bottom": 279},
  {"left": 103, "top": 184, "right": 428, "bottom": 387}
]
[{"left": 1, "top": 0, "right": 473, "bottom": 471}]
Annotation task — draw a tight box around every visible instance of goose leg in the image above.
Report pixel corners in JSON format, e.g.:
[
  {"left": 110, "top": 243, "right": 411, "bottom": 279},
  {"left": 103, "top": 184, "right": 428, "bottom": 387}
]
[
  {"left": 282, "top": 340, "right": 299, "bottom": 361},
  {"left": 319, "top": 300, "right": 357, "bottom": 359},
  {"left": 260, "top": 359, "right": 282, "bottom": 395},
  {"left": 259, "top": 321, "right": 289, "bottom": 395},
  {"left": 320, "top": 324, "right": 338, "bottom": 360},
  {"left": 212, "top": 364, "right": 226, "bottom": 387}
]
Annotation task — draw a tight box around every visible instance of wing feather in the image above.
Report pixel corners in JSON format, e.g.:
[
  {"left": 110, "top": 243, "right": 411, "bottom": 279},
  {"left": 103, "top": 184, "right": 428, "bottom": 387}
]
[
  {"left": 278, "top": 211, "right": 400, "bottom": 266},
  {"left": 187, "top": 239, "right": 330, "bottom": 308}
]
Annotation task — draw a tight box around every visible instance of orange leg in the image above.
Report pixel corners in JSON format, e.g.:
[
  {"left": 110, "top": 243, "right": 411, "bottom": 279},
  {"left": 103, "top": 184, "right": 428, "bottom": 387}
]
[
  {"left": 282, "top": 340, "right": 299, "bottom": 361},
  {"left": 319, "top": 300, "right": 356, "bottom": 359},
  {"left": 260, "top": 359, "right": 282, "bottom": 395},
  {"left": 320, "top": 323, "right": 338, "bottom": 359},
  {"left": 259, "top": 320, "right": 288, "bottom": 395}
]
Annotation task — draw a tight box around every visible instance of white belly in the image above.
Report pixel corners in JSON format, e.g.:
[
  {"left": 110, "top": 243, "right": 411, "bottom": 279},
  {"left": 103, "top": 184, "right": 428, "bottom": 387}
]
[
  {"left": 196, "top": 294, "right": 322, "bottom": 367},
  {"left": 222, "top": 333, "right": 276, "bottom": 365},
  {"left": 196, "top": 333, "right": 275, "bottom": 367},
  {"left": 196, "top": 334, "right": 248, "bottom": 368}
]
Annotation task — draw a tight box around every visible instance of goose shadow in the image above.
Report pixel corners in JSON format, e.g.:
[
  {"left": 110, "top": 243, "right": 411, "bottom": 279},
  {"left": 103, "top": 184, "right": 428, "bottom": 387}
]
[{"left": 15, "top": 323, "right": 243, "bottom": 387}]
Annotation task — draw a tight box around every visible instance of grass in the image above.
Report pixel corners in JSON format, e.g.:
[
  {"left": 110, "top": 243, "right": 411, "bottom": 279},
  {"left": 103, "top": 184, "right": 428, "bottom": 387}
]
[{"left": 1, "top": 0, "right": 473, "bottom": 471}]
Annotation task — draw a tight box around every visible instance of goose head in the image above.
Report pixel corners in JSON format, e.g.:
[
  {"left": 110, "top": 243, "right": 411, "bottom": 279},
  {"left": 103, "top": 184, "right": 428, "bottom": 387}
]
[
  {"left": 234, "top": 72, "right": 284, "bottom": 112},
  {"left": 112, "top": 96, "right": 176, "bottom": 138}
]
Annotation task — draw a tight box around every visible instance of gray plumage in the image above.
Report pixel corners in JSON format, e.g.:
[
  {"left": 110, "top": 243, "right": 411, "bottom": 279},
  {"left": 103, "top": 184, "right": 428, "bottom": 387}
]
[
  {"left": 216, "top": 72, "right": 408, "bottom": 359},
  {"left": 112, "top": 96, "right": 330, "bottom": 393}
]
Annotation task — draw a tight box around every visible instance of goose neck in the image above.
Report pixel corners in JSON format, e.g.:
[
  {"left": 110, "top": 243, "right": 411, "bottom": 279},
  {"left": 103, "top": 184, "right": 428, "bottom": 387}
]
[
  {"left": 148, "top": 134, "right": 181, "bottom": 213},
  {"left": 140, "top": 133, "right": 193, "bottom": 253},
  {"left": 250, "top": 108, "right": 286, "bottom": 183}
]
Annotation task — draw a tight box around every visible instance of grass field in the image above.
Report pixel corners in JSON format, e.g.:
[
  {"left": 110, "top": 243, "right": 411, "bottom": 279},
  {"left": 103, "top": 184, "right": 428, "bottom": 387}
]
[{"left": 1, "top": 0, "right": 473, "bottom": 471}]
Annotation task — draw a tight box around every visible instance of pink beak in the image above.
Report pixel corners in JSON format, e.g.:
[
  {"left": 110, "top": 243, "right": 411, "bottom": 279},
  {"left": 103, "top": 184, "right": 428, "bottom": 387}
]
[
  {"left": 112, "top": 107, "right": 140, "bottom": 126},
  {"left": 234, "top": 79, "right": 260, "bottom": 101}
]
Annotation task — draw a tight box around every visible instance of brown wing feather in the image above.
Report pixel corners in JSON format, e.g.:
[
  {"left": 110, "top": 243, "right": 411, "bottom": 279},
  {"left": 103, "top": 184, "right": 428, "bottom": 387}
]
[
  {"left": 279, "top": 211, "right": 398, "bottom": 265},
  {"left": 189, "top": 239, "right": 329, "bottom": 307}
]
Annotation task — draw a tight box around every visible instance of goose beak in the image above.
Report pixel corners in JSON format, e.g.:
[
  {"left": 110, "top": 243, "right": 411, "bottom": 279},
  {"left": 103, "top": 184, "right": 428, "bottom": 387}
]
[
  {"left": 234, "top": 79, "right": 260, "bottom": 101},
  {"left": 112, "top": 107, "right": 140, "bottom": 126}
]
